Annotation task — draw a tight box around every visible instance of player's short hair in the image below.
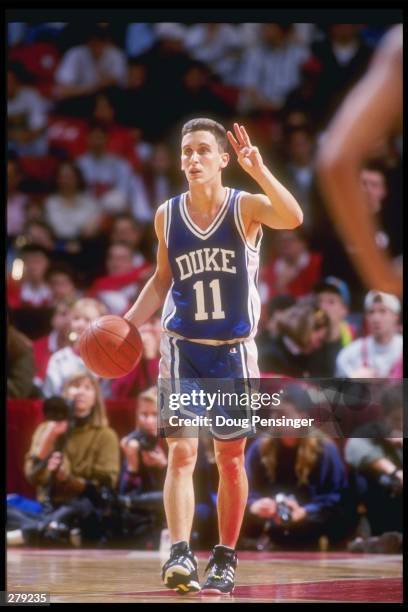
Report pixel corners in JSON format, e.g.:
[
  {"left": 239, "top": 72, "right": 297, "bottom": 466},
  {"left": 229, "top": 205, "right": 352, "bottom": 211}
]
[{"left": 181, "top": 118, "right": 228, "bottom": 152}]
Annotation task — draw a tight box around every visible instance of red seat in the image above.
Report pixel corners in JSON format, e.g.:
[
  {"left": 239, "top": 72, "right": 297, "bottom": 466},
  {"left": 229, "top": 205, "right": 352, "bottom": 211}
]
[
  {"left": 9, "top": 42, "right": 60, "bottom": 97},
  {"left": 18, "top": 155, "right": 59, "bottom": 186}
]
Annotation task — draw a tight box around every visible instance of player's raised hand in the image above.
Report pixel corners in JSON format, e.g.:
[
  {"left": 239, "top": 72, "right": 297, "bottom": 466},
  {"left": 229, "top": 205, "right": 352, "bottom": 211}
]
[{"left": 227, "top": 123, "right": 264, "bottom": 178}]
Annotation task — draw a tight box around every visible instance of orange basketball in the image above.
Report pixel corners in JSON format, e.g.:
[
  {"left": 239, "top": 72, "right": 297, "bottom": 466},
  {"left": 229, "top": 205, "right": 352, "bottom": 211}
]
[{"left": 79, "top": 315, "right": 143, "bottom": 378}]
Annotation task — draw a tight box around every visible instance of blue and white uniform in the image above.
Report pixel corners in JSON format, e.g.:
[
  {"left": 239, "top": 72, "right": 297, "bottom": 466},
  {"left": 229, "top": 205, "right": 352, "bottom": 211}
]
[{"left": 159, "top": 187, "right": 262, "bottom": 438}]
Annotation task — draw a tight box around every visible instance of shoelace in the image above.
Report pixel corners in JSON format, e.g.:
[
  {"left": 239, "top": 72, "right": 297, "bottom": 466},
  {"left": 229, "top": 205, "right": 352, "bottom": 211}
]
[
  {"left": 168, "top": 550, "right": 196, "bottom": 569},
  {"left": 205, "top": 557, "right": 235, "bottom": 581}
]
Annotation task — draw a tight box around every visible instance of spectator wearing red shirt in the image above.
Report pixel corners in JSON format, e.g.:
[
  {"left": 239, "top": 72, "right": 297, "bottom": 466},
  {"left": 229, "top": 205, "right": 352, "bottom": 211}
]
[
  {"left": 260, "top": 227, "right": 322, "bottom": 304},
  {"left": 87, "top": 241, "right": 152, "bottom": 316},
  {"left": 8, "top": 244, "right": 52, "bottom": 309}
]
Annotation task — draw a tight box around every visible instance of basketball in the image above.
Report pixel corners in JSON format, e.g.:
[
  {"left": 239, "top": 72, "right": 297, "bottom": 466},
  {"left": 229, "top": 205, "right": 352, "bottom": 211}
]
[{"left": 79, "top": 315, "right": 143, "bottom": 378}]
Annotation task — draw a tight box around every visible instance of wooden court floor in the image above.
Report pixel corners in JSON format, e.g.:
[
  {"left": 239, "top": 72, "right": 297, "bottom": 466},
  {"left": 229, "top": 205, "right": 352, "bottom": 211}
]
[{"left": 7, "top": 548, "right": 403, "bottom": 603}]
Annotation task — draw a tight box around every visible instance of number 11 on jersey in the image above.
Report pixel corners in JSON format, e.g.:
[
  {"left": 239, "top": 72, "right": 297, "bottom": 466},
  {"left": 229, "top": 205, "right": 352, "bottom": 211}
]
[{"left": 193, "top": 279, "right": 225, "bottom": 321}]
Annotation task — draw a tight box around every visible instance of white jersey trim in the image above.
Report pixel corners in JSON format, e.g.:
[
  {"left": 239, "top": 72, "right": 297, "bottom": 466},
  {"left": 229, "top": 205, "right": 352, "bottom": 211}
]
[{"left": 180, "top": 188, "right": 231, "bottom": 240}]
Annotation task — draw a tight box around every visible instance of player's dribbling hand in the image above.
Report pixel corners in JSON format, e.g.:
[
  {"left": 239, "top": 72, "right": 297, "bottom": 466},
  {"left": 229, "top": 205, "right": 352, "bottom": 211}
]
[{"left": 227, "top": 123, "right": 265, "bottom": 179}]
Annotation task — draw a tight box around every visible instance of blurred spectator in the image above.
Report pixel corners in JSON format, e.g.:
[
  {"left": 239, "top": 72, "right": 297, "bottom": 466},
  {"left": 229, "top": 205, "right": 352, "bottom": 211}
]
[
  {"left": 260, "top": 228, "right": 322, "bottom": 302},
  {"left": 360, "top": 160, "right": 400, "bottom": 258},
  {"left": 110, "top": 214, "right": 148, "bottom": 268},
  {"left": 19, "top": 372, "right": 120, "bottom": 545},
  {"left": 76, "top": 122, "right": 150, "bottom": 220},
  {"left": 43, "top": 298, "right": 107, "bottom": 397},
  {"left": 44, "top": 161, "right": 102, "bottom": 241},
  {"left": 314, "top": 277, "right": 356, "bottom": 375},
  {"left": 238, "top": 24, "right": 310, "bottom": 113},
  {"left": 87, "top": 241, "right": 152, "bottom": 316},
  {"left": 259, "top": 302, "right": 330, "bottom": 377},
  {"left": 46, "top": 263, "right": 81, "bottom": 304},
  {"left": 7, "top": 157, "right": 30, "bottom": 239},
  {"left": 243, "top": 386, "right": 347, "bottom": 548},
  {"left": 7, "top": 61, "right": 49, "bottom": 156},
  {"left": 344, "top": 384, "right": 402, "bottom": 536},
  {"left": 54, "top": 23, "right": 127, "bottom": 101},
  {"left": 170, "top": 61, "right": 234, "bottom": 124},
  {"left": 257, "top": 295, "right": 296, "bottom": 361},
  {"left": 22, "top": 220, "right": 57, "bottom": 252},
  {"left": 7, "top": 321, "right": 36, "bottom": 398},
  {"left": 112, "top": 59, "right": 154, "bottom": 141},
  {"left": 311, "top": 24, "right": 373, "bottom": 128},
  {"left": 109, "top": 317, "right": 160, "bottom": 399},
  {"left": 91, "top": 93, "right": 140, "bottom": 169},
  {"left": 284, "top": 58, "right": 323, "bottom": 125},
  {"left": 33, "top": 298, "right": 73, "bottom": 386},
  {"left": 143, "top": 143, "right": 181, "bottom": 212},
  {"left": 281, "top": 127, "right": 317, "bottom": 233},
  {"left": 184, "top": 24, "right": 243, "bottom": 86},
  {"left": 336, "top": 291, "right": 402, "bottom": 378},
  {"left": 119, "top": 386, "right": 166, "bottom": 545},
  {"left": 7, "top": 244, "right": 52, "bottom": 309}
]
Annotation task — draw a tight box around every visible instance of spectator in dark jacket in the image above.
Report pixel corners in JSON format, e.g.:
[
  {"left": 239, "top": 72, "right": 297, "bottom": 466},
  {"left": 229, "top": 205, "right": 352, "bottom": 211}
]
[
  {"left": 7, "top": 321, "right": 36, "bottom": 398},
  {"left": 243, "top": 385, "right": 348, "bottom": 548}
]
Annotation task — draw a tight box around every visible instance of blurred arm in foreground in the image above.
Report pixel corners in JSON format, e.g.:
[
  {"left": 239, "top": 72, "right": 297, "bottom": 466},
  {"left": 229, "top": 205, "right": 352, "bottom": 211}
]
[{"left": 316, "top": 25, "right": 402, "bottom": 298}]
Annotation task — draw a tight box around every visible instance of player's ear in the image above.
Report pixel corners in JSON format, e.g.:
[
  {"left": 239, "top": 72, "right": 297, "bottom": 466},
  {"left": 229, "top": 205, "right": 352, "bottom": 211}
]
[{"left": 220, "top": 152, "right": 229, "bottom": 169}]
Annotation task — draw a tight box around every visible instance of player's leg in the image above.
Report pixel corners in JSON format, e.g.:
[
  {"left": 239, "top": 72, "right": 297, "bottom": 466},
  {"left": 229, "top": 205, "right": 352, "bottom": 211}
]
[
  {"left": 164, "top": 436, "right": 198, "bottom": 543},
  {"left": 201, "top": 437, "right": 247, "bottom": 595},
  {"left": 162, "top": 436, "right": 200, "bottom": 594}
]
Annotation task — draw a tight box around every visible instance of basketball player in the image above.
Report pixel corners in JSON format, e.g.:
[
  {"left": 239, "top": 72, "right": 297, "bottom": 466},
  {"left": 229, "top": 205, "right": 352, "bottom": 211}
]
[
  {"left": 124, "top": 119, "right": 303, "bottom": 594},
  {"left": 317, "top": 25, "right": 402, "bottom": 298}
]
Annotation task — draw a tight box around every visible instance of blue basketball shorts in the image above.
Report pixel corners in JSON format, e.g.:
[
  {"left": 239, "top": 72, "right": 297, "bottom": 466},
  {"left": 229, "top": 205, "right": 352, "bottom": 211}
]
[{"left": 159, "top": 334, "right": 259, "bottom": 440}]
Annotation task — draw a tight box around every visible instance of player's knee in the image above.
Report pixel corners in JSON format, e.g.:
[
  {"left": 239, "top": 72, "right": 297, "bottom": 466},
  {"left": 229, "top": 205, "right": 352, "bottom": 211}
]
[
  {"left": 215, "top": 447, "right": 245, "bottom": 477},
  {"left": 168, "top": 440, "right": 197, "bottom": 473}
]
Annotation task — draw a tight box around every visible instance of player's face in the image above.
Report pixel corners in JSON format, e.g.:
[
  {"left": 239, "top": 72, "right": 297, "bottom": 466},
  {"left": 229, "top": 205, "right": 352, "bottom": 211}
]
[
  {"left": 137, "top": 399, "right": 158, "bottom": 435},
  {"left": 181, "top": 130, "right": 229, "bottom": 185}
]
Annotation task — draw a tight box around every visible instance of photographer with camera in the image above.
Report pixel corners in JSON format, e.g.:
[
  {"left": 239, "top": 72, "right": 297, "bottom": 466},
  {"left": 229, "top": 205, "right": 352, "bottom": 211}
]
[
  {"left": 242, "top": 385, "right": 347, "bottom": 550},
  {"left": 8, "top": 371, "right": 120, "bottom": 547},
  {"left": 118, "top": 386, "right": 167, "bottom": 547},
  {"left": 344, "top": 384, "right": 403, "bottom": 550}
]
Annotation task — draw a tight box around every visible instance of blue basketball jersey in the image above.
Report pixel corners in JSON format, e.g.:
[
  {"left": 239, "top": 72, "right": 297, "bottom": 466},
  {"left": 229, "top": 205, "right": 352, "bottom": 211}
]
[{"left": 161, "top": 187, "right": 262, "bottom": 343}]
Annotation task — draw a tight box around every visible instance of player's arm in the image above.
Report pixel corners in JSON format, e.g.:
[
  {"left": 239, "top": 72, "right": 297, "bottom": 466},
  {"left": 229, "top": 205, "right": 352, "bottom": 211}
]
[
  {"left": 227, "top": 123, "right": 303, "bottom": 230},
  {"left": 124, "top": 204, "right": 172, "bottom": 328},
  {"left": 316, "top": 25, "right": 402, "bottom": 297}
]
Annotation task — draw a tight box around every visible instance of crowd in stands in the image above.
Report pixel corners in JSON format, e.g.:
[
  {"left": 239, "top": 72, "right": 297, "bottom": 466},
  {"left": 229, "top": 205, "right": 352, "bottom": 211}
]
[{"left": 7, "top": 22, "right": 402, "bottom": 552}]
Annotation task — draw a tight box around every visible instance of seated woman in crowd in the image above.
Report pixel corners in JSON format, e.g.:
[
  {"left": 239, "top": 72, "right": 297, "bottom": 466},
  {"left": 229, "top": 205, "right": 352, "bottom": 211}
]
[
  {"left": 44, "top": 161, "right": 102, "bottom": 243},
  {"left": 258, "top": 300, "right": 331, "bottom": 377},
  {"left": 8, "top": 372, "right": 120, "bottom": 546},
  {"left": 43, "top": 297, "right": 107, "bottom": 398},
  {"left": 242, "top": 385, "right": 348, "bottom": 549}
]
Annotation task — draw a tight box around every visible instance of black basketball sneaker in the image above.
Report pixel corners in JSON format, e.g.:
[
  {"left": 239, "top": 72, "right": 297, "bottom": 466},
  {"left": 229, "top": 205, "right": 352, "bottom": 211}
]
[
  {"left": 201, "top": 545, "right": 238, "bottom": 595},
  {"left": 162, "top": 541, "right": 201, "bottom": 594}
]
